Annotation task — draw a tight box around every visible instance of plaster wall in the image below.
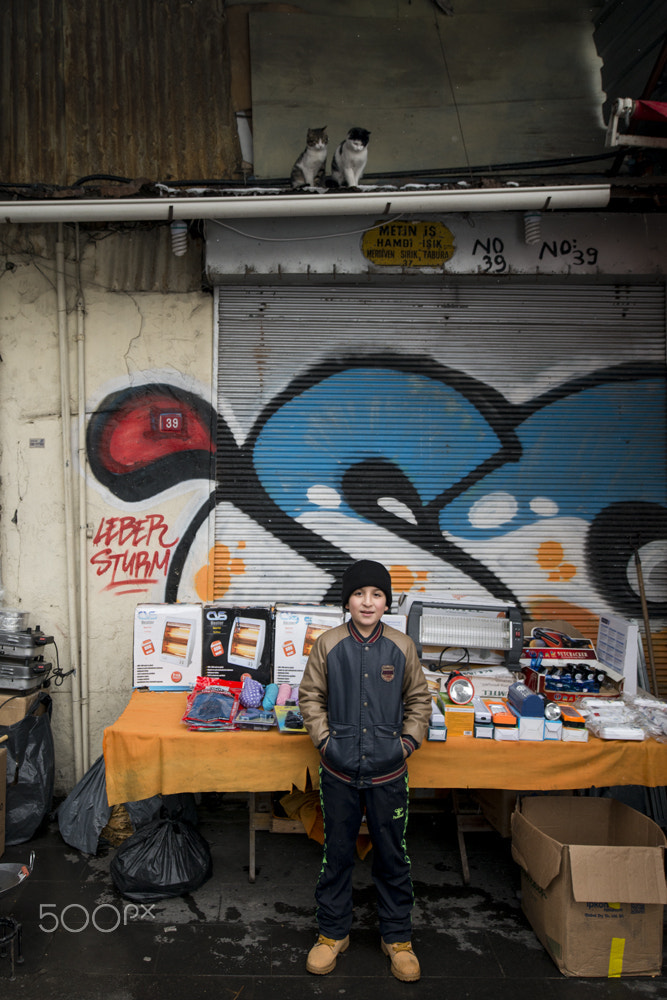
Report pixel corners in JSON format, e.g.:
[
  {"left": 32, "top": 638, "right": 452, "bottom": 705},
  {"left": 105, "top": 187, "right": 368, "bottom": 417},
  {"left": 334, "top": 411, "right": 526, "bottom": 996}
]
[{"left": 0, "top": 225, "right": 214, "bottom": 792}]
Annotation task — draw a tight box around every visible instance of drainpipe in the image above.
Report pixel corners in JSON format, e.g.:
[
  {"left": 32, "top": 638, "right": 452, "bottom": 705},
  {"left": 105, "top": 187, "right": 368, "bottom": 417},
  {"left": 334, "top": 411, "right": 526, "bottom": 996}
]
[
  {"left": 74, "top": 224, "right": 90, "bottom": 773},
  {"left": 0, "top": 184, "right": 611, "bottom": 224},
  {"left": 56, "top": 224, "right": 84, "bottom": 781}
]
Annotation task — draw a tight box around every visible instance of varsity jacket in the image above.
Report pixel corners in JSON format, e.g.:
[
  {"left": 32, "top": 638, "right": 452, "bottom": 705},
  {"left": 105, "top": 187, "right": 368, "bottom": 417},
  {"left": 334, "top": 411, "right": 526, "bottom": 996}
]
[{"left": 299, "top": 619, "right": 431, "bottom": 788}]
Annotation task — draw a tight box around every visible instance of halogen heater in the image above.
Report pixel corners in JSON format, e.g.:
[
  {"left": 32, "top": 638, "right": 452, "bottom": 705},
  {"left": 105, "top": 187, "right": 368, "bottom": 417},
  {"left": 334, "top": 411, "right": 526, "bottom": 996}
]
[{"left": 406, "top": 600, "right": 523, "bottom": 668}]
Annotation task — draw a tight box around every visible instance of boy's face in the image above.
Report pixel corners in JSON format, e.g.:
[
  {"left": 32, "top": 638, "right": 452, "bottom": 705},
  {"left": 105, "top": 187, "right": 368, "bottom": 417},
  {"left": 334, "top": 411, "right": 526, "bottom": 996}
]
[{"left": 346, "top": 586, "right": 387, "bottom": 636}]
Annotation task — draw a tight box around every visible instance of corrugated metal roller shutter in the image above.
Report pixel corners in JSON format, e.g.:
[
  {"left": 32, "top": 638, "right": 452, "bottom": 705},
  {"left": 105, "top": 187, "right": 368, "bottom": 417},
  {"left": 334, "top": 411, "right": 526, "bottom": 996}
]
[{"left": 214, "top": 281, "right": 666, "bottom": 683}]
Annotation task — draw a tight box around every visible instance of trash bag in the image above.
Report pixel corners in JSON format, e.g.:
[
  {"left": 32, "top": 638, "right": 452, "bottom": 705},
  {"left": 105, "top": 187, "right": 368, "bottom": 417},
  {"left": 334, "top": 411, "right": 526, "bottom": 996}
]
[
  {"left": 57, "top": 753, "right": 200, "bottom": 855},
  {"left": 0, "top": 691, "right": 55, "bottom": 845},
  {"left": 57, "top": 755, "right": 111, "bottom": 854},
  {"left": 124, "top": 791, "right": 198, "bottom": 831},
  {"left": 110, "top": 817, "right": 212, "bottom": 902}
]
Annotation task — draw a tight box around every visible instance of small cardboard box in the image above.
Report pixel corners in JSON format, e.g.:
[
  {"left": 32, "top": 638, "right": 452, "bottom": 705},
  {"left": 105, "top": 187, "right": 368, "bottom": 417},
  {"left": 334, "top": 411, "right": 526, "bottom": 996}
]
[
  {"left": 0, "top": 745, "right": 6, "bottom": 857},
  {"left": 202, "top": 605, "right": 274, "bottom": 686},
  {"left": 133, "top": 604, "right": 203, "bottom": 690},
  {"left": 435, "top": 697, "right": 474, "bottom": 736},
  {"left": 511, "top": 796, "right": 667, "bottom": 977},
  {"left": 273, "top": 604, "right": 343, "bottom": 686},
  {"left": 0, "top": 689, "right": 41, "bottom": 726}
]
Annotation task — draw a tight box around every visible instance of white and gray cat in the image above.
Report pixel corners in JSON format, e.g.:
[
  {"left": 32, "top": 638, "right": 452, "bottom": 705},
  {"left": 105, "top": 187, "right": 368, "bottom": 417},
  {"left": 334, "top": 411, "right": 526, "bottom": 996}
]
[
  {"left": 290, "top": 126, "right": 328, "bottom": 189},
  {"left": 331, "top": 127, "right": 371, "bottom": 188}
]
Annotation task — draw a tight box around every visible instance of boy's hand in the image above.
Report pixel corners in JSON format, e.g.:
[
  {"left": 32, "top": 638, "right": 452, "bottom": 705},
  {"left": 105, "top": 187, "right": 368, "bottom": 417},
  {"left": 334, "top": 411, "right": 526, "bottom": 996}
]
[{"left": 318, "top": 735, "right": 330, "bottom": 757}]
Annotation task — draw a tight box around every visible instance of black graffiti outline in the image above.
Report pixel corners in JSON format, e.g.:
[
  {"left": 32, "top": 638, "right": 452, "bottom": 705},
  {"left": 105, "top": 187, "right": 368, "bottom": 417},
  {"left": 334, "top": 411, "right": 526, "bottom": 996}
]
[{"left": 85, "top": 358, "right": 666, "bottom": 617}]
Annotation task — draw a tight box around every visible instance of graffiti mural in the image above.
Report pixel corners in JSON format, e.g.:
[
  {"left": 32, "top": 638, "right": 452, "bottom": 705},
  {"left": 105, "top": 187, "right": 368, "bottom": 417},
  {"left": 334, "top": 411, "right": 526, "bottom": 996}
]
[
  {"left": 86, "top": 357, "right": 667, "bottom": 646},
  {"left": 90, "top": 515, "right": 179, "bottom": 595}
]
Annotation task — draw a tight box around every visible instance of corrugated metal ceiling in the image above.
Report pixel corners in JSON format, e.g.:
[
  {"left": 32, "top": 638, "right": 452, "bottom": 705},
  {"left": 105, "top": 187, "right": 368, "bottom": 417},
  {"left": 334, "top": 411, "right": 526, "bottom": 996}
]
[{"left": 1, "top": 0, "right": 239, "bottom": 186}]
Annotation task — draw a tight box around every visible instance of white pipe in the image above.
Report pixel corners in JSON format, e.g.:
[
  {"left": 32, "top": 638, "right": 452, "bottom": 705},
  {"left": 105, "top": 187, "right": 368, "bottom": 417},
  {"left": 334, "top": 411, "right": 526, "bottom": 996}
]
[
  {"left": 74, "top": 224, "right": 90, "bottom": 773},
  {"left": 1, "top": 184, "right": 611, "bottom": 224},
  {"left": 56, "top": 225, "right": 84, "bottom": 782}
]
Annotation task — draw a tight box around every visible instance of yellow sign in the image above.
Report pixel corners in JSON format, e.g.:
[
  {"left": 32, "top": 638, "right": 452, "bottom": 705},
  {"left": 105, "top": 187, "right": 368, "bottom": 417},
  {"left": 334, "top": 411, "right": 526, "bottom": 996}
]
[{"left": 362, "top": 220, "right": 455, "bottom": 268}]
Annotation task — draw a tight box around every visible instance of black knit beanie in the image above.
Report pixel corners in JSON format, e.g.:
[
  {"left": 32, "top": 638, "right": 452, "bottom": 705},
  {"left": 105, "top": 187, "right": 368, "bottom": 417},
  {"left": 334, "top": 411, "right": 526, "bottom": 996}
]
[{"left": 341, "top": 559, "right": 392, "bottom": 611}]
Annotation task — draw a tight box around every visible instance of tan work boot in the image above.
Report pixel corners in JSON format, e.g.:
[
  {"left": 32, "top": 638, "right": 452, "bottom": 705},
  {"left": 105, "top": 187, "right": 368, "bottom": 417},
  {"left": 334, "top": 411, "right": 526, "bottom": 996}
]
[
  {"left": 381, "top": 939, "right": 421, "bottom": 982},
  {"left": 306, "top": 934, "right": 350, "bottom": 975}
]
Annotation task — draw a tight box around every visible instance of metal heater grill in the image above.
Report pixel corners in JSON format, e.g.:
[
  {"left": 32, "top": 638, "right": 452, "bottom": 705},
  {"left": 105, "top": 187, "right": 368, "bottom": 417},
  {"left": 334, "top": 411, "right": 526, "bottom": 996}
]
[
  {"left": 405, "top": 598, "right": 524, "bottom": 667},
  {"left": 419, "top": 609, "right": 514, "bottom": 650}
]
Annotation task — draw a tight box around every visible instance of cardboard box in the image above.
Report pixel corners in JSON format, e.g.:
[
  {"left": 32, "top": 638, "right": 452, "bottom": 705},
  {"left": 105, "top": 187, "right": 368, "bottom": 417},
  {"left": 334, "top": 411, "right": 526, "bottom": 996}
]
[
  {"left": 0, "top": 689, "right": 41, "bottom": 726},
  {"left": 522, "top": 662, "right": 624, "bottom": 704},
  {"left": 543, "top": 718, "right": 562, "bottom": 740},
  {"left": 202, "top": 605, "right": 273, "bottom": 686},
  {"left": 509, "top": 708, "right": 544, "bottom": 741},
  {"left": 133, "top": 604, "right": 203, "bottom": 690},
  {"left": 0, "top": 746, "right": 5, "bottom": 857},
  {"left": 511, "top": 796, "right": 667, "bottom": 977},
  {"left": 435, "top": 696, "right": 474, "bottom": 736},
  {"left": 472, "top": 789, "right": 520, "bottom": 837},
  {"left": 273, "top": 605, "right": 343, "bottom": 686}
]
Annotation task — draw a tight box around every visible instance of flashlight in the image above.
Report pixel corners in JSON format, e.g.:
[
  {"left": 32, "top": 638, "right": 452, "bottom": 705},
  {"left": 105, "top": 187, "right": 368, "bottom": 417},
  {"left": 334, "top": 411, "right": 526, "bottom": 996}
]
[{"left": 445, "top": 670, "right": 474, "bottom": 705}]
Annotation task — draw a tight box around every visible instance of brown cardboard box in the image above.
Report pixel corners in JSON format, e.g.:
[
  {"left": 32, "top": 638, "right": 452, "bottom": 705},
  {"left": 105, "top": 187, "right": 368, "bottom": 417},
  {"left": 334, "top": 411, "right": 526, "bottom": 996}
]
[
  {"left": 511, "top": 796, "right": 667, "bottom": 977},
  {"left": 471, "top": 789, "right": 520, "bottom": 837},
  {"left": 471, "top": 789, "right": 576, "bottom": 838},
  {"left": 0, "top": 689, "right": 40, "bottom": 727},
  {"left": 0, "top": 745, "right": 6, "bottom": 858}
]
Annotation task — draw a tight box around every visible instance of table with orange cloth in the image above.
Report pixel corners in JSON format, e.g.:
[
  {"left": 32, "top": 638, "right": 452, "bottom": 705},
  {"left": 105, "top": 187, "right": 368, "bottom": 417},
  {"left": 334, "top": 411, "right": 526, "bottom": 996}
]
[{"left": 104, "top": 689, "right": 667, "bottom": 805}]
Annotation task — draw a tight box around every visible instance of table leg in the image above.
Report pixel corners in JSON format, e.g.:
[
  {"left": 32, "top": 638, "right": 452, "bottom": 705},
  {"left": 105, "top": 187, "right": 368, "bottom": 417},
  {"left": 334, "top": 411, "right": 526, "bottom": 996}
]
[{"left": 248, "top": 791, "right": 257, "bottom": 883}]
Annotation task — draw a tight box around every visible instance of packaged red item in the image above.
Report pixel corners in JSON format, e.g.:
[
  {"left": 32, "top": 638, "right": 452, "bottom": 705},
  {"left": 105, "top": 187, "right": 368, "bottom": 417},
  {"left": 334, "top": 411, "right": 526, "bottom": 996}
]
[{"left": 181, "top": 677, "right": 242, "bottom": 731}]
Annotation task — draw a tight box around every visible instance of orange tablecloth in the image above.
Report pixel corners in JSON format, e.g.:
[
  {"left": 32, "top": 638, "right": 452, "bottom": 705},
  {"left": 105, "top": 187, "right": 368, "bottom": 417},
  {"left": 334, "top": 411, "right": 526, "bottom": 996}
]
[{"left": 103, "top": 689, "right": 667, "bottom": 806}]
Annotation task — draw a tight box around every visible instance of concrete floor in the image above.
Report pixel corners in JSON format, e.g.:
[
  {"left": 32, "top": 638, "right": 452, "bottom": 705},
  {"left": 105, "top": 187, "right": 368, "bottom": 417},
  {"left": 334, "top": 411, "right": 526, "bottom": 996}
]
[{"left": 1, "top": 793, "right": 665, "bottom": 998}]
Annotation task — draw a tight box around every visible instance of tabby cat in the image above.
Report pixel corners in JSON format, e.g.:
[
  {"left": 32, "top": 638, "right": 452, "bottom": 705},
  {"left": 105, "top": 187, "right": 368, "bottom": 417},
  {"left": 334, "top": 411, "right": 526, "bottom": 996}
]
[
  {"left": 290, "top": 126, "right": 328, "bottom": 189},
  {"left": 330, "top": 127, "right": 371, "bottom": 188}
]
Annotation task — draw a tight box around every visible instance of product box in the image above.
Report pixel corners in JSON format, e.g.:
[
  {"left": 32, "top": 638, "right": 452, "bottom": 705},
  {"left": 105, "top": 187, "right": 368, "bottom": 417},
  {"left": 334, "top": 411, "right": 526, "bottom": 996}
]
[
  {"left": 133, "top": 604, "right": 203, "bottom": 690},
  {"left": 202, "top": 605, "right": 274, "bottom": 686},
  {"left": 483, "top": 698, "right": 519, "bottom": 740},
  {"left": 474, "top": 722, "right": 494, "bottom": 738},
  {"left": 543, "top": 718, "right": 562, "bottom": 740},
  {"left": 273, "top": 605, "right": 343, "bottom": 686},
  {"left": 596, "top": 614, "right": 638, "bottom": 695},
  {"left": 522, "top": 662, "right": 624, "bottom": 704},
  {"left": 508, "top": 706, "right": 544, "bottom": 741},
  {"left": 472, "top": 789, "right": 520, "bottom": 837},
  {"left": 511, "top": 796, "right": 667, "bottom": 977},
  {"left": 465, "top": 667, "right": 516, "bottom": 699},
  {"left": 0, "top": 689, "right": 41, "bottom": 726},
  {"left": 435, "top": 696, "right": 474, "bottom": 736},
  {"left": 0, "top": 745, "right": 6, "bottom": 857}
]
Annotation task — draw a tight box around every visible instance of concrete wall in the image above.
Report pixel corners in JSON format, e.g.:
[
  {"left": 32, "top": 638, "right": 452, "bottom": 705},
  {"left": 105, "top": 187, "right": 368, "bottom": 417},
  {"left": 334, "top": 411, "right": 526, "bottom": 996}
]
[{"left": 0, "top": 224, "right": 213, "bottom": 792}]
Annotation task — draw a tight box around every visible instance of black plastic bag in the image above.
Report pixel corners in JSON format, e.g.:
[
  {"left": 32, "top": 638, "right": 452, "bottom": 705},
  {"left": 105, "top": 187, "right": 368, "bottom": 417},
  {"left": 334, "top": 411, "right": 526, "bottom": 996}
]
[
  {"left": 56, "top": 755, "right": 112, "bottom": 854},
  {"left": 110, "top": 817, "right": 212, "bottom": 902},
  {"left": 57, "top": 751, "right": 200, "bottom": 855},
  {"left": 0, "top": 691, "right": 55, "bottom": 845}
]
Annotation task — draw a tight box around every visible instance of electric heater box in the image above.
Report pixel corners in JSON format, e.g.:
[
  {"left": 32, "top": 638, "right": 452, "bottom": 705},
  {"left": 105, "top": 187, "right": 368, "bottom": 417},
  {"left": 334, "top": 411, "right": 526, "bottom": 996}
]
[
  {"left": 273, "top": 604, "right": 344, "bottom": 687},
  {"left": 202, "top": 605, "right": 274, "bottom": 686},
  {"left": 133, "top": 604, "right": 203, "bottom": 690}
]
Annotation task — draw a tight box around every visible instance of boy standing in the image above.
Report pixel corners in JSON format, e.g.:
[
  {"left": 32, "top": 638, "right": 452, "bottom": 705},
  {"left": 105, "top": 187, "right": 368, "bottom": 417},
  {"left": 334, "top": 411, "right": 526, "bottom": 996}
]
[{"left": 299, "top": 559, "right": 431, "bottom": 982}]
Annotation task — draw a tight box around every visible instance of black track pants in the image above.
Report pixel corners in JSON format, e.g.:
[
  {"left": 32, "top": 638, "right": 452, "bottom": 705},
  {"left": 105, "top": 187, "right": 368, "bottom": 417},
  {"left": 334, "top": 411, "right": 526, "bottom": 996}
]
[{"left": 315, "top": 766, "right": 413, "bottom": 942}]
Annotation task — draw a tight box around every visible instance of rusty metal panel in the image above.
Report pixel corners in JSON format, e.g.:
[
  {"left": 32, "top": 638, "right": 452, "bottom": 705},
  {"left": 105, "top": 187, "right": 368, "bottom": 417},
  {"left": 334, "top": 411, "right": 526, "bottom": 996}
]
[
  {"left": 91, "top": 224, "right": 205, "bottom": 293},
  {"left": 1, "top": 0, "right": 239, "bottom": 187}
]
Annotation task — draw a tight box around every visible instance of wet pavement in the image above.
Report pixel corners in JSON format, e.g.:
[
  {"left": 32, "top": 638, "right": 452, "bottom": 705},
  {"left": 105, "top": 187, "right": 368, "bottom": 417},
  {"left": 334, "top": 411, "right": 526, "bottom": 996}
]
[{"left": 0, "top": 792, "right": 665, "bottom": 998}]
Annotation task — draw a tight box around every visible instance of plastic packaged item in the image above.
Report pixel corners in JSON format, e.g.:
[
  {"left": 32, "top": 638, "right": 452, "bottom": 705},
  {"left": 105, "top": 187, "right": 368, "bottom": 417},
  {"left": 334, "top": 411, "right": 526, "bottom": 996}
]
[
  {"left": 262, "top": 683, "right": 279, "bottom": 710},
  {"left": 275, "top": 682, "right": 292, "bottom": 705},
  {"left": 240, "top": 677, "right": 264, "bottom": 708}
]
